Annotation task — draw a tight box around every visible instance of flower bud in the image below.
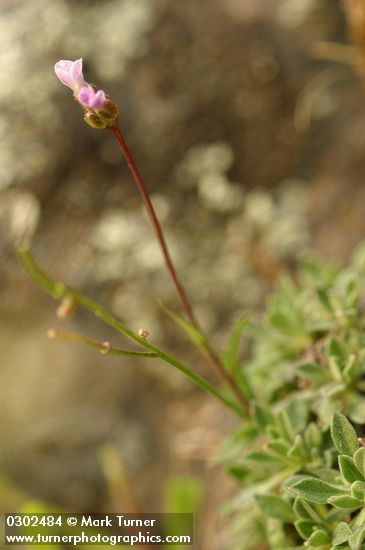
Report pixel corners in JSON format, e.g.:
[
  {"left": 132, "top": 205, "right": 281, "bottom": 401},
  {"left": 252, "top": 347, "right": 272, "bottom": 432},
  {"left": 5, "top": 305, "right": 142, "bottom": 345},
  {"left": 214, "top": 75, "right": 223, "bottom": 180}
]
[
  {"left": 138, "top": 328, "right": 150, "bottom": 340},
  {"left": 57, "top": 296, "right": 79, "bottom": 320}
]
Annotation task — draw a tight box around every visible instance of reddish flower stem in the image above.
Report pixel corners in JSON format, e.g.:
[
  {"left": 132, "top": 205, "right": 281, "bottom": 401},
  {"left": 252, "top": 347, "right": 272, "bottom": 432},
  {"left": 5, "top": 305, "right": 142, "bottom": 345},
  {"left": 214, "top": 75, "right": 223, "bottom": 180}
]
[
  {"left": 109, "top": 124, "right": 199, "bottom": 328},
  {"left": 109, "top": 123, "right": 248, "bottom": 414}
]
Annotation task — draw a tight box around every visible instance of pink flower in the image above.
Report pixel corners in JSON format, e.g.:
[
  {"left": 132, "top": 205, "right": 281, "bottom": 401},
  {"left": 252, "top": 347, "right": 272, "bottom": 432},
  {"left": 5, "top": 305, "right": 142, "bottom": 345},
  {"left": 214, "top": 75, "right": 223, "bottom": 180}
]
[
  {"left": 54, "top": 58, "right": 86, "bottom": 93},
  {"left": 54, "top": 57, "right": 118, "bottom": 129},
  {"left": 54, "top": 58, "right": 107, "bottom": 110}
]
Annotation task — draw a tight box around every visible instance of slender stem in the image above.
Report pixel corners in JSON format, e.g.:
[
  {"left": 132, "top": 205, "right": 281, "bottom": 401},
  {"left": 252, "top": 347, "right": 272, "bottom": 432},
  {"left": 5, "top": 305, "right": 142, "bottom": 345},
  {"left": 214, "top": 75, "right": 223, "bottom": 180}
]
[
  {"left": 109, "top": 123, "right": 249, "bottom": 414},
  {"left": 17, "top": 247, "right": 244, "bottom": 417},
  {"left": 109, "top": 124, "right": 198, "bottom": 327},
  {"left": 47, "top": 328, "right": 158, "bottom": 358}
]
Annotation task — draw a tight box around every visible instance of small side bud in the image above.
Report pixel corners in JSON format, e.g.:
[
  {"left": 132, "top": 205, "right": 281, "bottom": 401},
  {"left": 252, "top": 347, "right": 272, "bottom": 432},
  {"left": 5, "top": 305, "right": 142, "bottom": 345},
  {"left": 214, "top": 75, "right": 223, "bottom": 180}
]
[
  {"left": 100, "top": 341, "right": 112, "bottom": 355},
  {"left": 57, "top": 296, "right": 79, "bottom": 319},
  {"left": 138, "top": 328, "right": 150, "bottom": 340}
]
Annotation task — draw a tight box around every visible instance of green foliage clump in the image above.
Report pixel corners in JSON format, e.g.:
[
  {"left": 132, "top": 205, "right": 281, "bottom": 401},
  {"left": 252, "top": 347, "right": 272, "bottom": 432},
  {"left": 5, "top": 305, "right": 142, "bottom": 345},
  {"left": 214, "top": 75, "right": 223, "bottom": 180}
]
[{"left": 220, "top": 245, "right": 365, "bottom": 549}]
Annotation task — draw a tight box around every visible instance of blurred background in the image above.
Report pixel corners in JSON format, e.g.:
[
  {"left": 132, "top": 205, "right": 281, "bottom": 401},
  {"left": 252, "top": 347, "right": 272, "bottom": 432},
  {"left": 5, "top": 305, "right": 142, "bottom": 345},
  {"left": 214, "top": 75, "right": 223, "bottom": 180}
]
[{"left": 1, "top": 0, "right": 365, "bottom": 547}]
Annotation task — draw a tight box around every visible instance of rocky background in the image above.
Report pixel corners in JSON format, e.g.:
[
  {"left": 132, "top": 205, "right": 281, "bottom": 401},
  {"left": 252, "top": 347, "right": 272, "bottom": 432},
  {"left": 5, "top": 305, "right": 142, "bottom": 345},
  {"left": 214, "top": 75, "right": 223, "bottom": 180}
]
[{"left": 1, "top": 0, "right": 365, "bottom": 547}]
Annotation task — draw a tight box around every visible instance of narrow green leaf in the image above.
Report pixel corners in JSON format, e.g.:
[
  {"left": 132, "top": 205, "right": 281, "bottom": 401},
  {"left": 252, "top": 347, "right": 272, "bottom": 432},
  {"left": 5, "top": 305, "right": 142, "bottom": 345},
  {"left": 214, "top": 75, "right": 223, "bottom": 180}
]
[
  {"left": 313, "top": 468, "right": 342, "bottom": 485},
  {"left": 331, "top": 412, "right": 358, "bottom": 456},
  {"left": 276, "top": 409, "right": 295, "bottom": 442},
  {"left": 327, "top": 495, "right": 362, "bottom": 510},
  {"left": 266, "top": 425, "right": 281, "bottom": 439},
  {"left": 269, "top": 311, "right": 293, "bottom": 332},
  {"left": 321, "top": 383, "right": 346, "bottom": 397},
  {"left": 343, "top": 354, "right": 358, "bottom": 384},
  {"left": 225, "top": 317, "right": 248, "bottom": 362},
  {"left": 222, "top": 317, "right": 252, "bottom": 398},
  {"left": 227, "top": 465, "right": 249, "bottom": 483},
  {"left": 349, "top": 525, "right": 365, "bottom": 550},
  {"left": 326, "top": 507, "right": 350, "bottom": 526},
  {"left": 287, "top": 435, "right": 308, "bottom": 462},
  {"left": 17, "top": 245, "right": 65, "bottom": 297},
  {"left": 288, "top": 477, "right": 347, "bottom": 504},
  {"left": 255, "top": 493, "right": 295, "bottom": 522},
  {"left": 284, "top": 475, "right": 313, "bottom": 490},
  {"left": 351, "top": 480, "right": 365, "bottom": 500},
  {"left": 298, "top": 363, "right": 328, "bottom": 382},
  {"left": 328, "top": 341, "right": 344, "bottom": 381},
  {"left": 328, "top": 338, "right": 345, "bottom": 363},
  {"left": 293, "top": 497, "right": 311, "bottom": 520},
  {"left": 354, "top": 447, "right": 365, "bottom": 477},
  {"left": 287, "top": 398, "right": 309, "bottom": 433},
  {"left": 317, "top": 287, "right": 333, "bottom": 312},
  {"left": 298, "top": 499, "right": 324, "bottom": 524},
  {"left": 304, "top": 423, "right": 323, "bottom": 449},
  {"left": 349, "top": 399, "right": 365, "bottom": 424},
  {"left": 332, "top": 522, "right": 351, "bottom": 546},
  {"left": 243, "top": 451, "right": 282, "bottom": 469},
  {"left": 253, "top": 403, "right": 273, "bottom": 431},
  {"left": 266, "top": 440, "right": 290, "bottom": 459},
  {"left": 218, "top": 424, "right": 257, "bottom": 462},
  {"left": 305, "top": 529, "right": 330, "bottom": 546},
  {"left": 338, "top": 455, "right": 364, "bottom": 484},
  {"left": 295, "top": 519, "right": 316, "bottom": 540},
  {"left": 160, "top": 303, "right": 209, "bottom": 352},
  {"left": 316, "top": 396, "right": 337, "bottom": 426}
]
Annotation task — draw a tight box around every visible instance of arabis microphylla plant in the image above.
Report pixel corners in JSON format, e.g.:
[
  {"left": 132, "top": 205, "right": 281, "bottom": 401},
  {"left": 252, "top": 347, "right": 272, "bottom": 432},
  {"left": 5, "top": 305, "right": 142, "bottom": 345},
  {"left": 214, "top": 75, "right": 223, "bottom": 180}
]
[
  {"left": 19, "top": 61, "right": 365, "bottom": 547},
  {"left": 53, "top": 57, "right": 248, "bottom": 412},
  {"left": 54, "top": 58, "right": 118, "bottom": 128}
]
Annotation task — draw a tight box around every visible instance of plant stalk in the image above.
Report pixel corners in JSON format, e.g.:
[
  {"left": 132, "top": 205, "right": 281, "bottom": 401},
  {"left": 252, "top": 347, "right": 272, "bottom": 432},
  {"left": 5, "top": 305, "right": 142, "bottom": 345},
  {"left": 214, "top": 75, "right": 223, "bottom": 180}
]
[
  {"left": 109, "top": 123, "right": 249, "bottom": 414},
  {"left": 17, "top": 247, "right": 244, "bottom": 417}
]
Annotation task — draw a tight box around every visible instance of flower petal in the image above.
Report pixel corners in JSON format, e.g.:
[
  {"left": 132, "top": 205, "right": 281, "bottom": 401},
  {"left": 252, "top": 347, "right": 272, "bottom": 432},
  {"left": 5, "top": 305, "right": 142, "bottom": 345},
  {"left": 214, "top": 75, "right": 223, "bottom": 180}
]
[
  {"left": 70, "top": 58, "right": 84, "bottom": 83},
  {"left": 91, "top": 90, "right": 107, "bottom": 109},
  {"left": 54, "top": 58, "right": 86, "bottom": 92},
  {"left": 78, "top": 86, "right": 107, "bottom": 109}
]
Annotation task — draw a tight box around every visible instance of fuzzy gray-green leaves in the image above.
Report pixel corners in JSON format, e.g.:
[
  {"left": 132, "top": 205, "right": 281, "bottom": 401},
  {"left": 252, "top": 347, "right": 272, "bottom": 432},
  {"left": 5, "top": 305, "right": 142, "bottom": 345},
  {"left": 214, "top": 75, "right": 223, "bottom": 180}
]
[
  {"left": 331, "top": 411, "right": 359, "bottom": 456},
  {"left": 285, "top": 476, "right": 347, "bottom": 504}
]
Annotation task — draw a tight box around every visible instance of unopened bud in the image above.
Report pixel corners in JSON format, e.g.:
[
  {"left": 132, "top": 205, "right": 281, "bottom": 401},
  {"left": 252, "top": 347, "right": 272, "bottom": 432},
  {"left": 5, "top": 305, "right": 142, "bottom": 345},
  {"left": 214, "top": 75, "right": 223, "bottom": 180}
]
[
  {"left": 57, "top": 296, "right": 79, "bottom": 319},
  {"left": 100, "top": 341, "right": 112, "bottom": 355},
  {"left": 138, "top": 328, "right": 150, "bottom": 340}
]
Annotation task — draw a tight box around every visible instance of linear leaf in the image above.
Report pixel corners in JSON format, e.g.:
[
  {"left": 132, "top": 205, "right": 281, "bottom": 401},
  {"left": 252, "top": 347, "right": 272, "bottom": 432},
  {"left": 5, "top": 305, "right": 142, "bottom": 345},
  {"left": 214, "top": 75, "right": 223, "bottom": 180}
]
[{"left": 160, "top": 303, "right": 209, "bottom": 352}]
